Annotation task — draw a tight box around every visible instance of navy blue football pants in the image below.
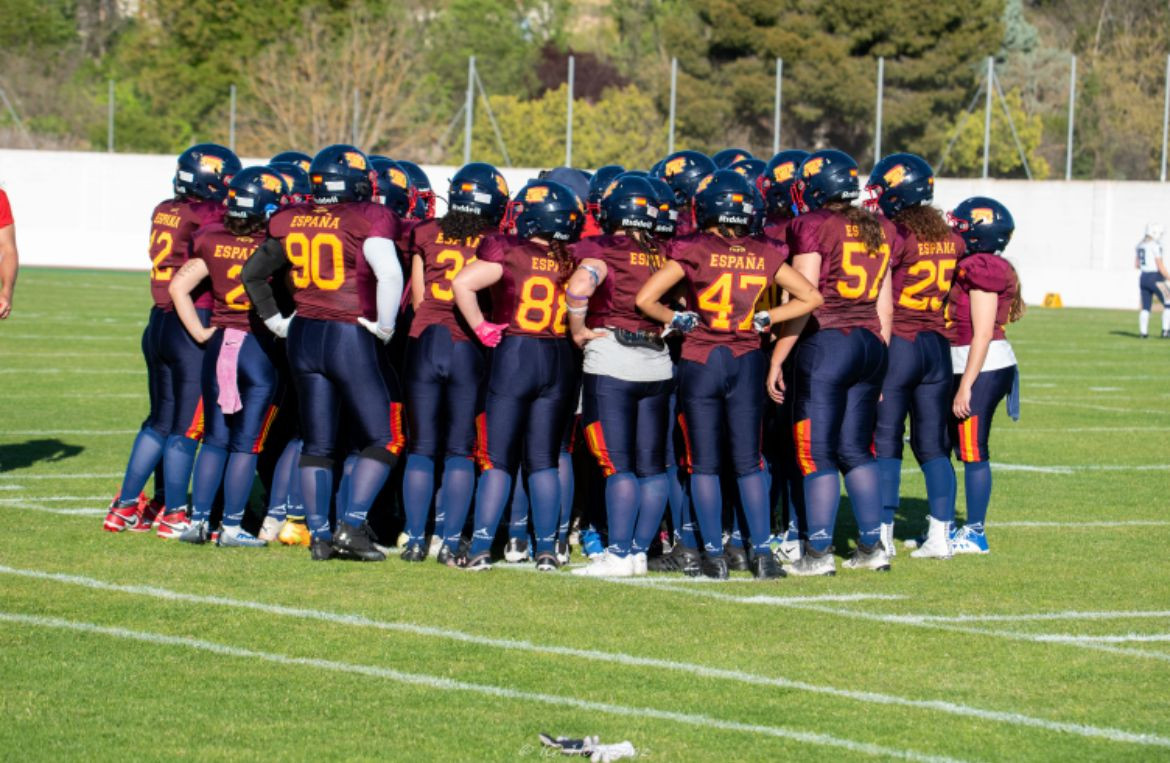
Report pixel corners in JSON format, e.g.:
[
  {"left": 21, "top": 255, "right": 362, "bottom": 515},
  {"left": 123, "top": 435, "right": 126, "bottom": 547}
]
[
  {"left": 874, "top": 332, "right": 952, "bottom": 464},
  {"left": 582, "top": 373, "right": 673, "bottom": 478},
  {"left": 405, "top": 324, "right": 485, "bottom": 459},
  {"left": 677, "top": 346, "right": 765, "bottom": 476},
  {"left": 951, "top": 365, "right": 1015, "bottom": 463},
  {"left": 155, "top": 307, "right": 212, "bottom": 439},
  {"left": 199, "top": 329, "right": 280, "bottom": 454},
  {"left": 792, "top": 328, "right": 888, "bottom": 475}
]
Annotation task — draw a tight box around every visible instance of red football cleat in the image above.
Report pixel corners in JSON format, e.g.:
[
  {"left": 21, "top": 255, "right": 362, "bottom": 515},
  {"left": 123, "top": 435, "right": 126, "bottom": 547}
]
[
  {"left": 155, "top": 509, "right": 190, "bottom": 539},
  {"left": 130, "top": 496, "right": 165, "bottom": 533},
  {"left": 102, "top": 495, "right": 141, "bottom": 533}
]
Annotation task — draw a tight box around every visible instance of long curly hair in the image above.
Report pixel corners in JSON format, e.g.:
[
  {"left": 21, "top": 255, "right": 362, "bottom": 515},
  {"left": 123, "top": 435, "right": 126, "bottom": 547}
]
[
  {"left": 893, "top": 204, "right": 951, "bottom": 244},
  {"left": 825, "top": 200, "right": 885, "bottom": 254},
  {"left": 439, "top": 210, "right": 495, "bottom": 243}
]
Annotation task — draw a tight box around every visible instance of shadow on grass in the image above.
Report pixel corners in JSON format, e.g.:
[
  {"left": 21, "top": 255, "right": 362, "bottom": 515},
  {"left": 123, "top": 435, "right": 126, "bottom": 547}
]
[{"left": 0, "top": 439, "right": 84, "bottom": 473}]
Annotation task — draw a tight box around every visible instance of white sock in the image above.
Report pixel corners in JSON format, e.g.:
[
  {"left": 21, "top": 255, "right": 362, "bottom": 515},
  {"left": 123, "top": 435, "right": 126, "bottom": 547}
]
[
  {"left": 1140, "top": 310, "right": 1150, "bottom": 336},
  {"left": 1162, "top": 310, "right": 1170, "bottom": 333}
]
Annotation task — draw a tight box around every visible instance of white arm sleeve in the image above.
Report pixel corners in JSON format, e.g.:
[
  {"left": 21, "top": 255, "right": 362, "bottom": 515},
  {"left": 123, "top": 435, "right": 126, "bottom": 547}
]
[{"left": 361, "top": 236, "right": 404, "bottom": 331}]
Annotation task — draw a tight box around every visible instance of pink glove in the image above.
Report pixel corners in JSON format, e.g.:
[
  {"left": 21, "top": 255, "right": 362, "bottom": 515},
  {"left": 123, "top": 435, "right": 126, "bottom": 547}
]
[{"left": 474, "top": 320, "right": 508, "bottom": 348}]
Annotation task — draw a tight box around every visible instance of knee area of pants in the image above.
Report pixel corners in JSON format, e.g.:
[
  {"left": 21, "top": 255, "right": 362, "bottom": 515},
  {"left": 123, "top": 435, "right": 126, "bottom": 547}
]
[
  {"left": 359, "top": 445, "right": 398, "bottom": 467},
  {"left": 839, "top": 454, "right": 876, "bottom": 474},
  {"left": 911, "top": 446, "right": 948, "bottom": 465}
]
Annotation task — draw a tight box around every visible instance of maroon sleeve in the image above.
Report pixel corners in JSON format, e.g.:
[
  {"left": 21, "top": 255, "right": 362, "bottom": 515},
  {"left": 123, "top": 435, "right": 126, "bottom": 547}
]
[
  {"left": 786, "top": 215, "right": 821, "bottom": 256},
  {"left": 476, "top": 234, "right": 508, "bottom": 265},
  {"left": 891, "top": 222, "right": 913, "bottom": 269},
  {"left": 570, "top": 237, "right": 603, "bottom": 265},
  {"left": 670, "top": 239, "right": 702, "bottom": 282},
  {"left": 364, "top": 202, "right": 398, "bottom": 241},
  {"left": 0, "top": 189, "right": 13, "bottom": 228},
  {"left": 959, "top": 254, "right": 1011, "bottom": 293}
]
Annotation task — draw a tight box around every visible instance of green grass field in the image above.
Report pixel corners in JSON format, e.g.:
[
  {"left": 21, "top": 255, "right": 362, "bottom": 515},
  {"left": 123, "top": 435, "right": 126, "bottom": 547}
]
[{"left": 2, "top": 267, "right": 1169, "bottom": 761}]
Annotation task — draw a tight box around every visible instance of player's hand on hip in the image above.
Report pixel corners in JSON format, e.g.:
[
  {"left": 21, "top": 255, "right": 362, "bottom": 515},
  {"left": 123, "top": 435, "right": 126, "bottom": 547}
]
[
  {"left": 952, "top": 386, "right": 973, "bottom": 419},
  {"left": 357, "top": 317, "right": 394, "bottom": 344}
]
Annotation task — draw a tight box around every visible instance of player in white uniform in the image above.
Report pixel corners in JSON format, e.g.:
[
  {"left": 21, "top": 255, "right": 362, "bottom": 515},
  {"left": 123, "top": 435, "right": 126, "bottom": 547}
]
[{"left": 1136, "top": 224, "right": 1170, "bottom": 338}]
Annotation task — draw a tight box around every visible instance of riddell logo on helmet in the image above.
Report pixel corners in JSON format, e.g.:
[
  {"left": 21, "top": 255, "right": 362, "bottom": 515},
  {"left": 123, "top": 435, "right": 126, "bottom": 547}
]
[
  {"left": 525, "top": 186, "right": 550, "bottom": 203},
  {"left": 802, "top": 158, "right": 824, "bottom": 177},
  {"left": 882, "top": 164, "right": 906, "bottom": 187},
  {"left": 664, "top": 157, "right": 687, "bottom": 176},
  {"left": 971, "top": 208, "right": 994, "bottom": 224},
  {"left": 199, "top": 155, "right": 224, "bottom": 174},
  {"left": 344, "top": 152, "right": 367, "bottom": 170}
]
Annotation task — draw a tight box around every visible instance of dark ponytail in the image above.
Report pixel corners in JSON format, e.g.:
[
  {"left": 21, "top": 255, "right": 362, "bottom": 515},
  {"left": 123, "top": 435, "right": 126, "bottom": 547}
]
[
  {"left": 439, "top": 210, "right": 494, "bottom": 243},
  {"left": 225, "top": 215, "right": 264, "bottom": 237},
  {"left": 629, "top": 228, "right": 661, "bottom": 272},
  {"left": 1006, "top": 261, "right": 1026, "bottom": 323},
  {"left": 549, "top": 240, "right": 575, "bottom": 285}
]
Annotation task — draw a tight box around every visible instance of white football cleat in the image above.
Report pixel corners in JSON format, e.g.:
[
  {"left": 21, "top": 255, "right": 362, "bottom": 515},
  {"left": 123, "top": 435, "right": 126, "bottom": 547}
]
[
  {"left": 631, "top": 552, "right": 648, "bottom": 576},
  {"left": 570, "top": 552, "right": 636, "bottom": 577},
  {"left": 880, "top": 522, "right": 896, "bottom": 557},
  {"left": 258, "top": 515, "right": 283, "bottom": 543},
  {"left": 910, "top": 517, "right": 953, "bottom": 559}
]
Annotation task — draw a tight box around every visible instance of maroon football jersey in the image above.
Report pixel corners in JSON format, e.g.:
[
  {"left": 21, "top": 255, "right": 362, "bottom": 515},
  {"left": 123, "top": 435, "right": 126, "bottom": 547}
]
[
  {"left": 268, "top": 201, "right": 398, "bottom": 323},
  {"left": 475, "top": 234, "right": 570, "bottom": 339},
  {"left": 889, "top": 223, "right": 965, "bottom": 341},
  {"left": 148, "top": 198, "right": 223, "bottom": 311},
  {"left": 571, "top": 234, "right": 666, "bottom": 334},
  {"left": 408, "top": 218, "right": 482, "bottom": 341},
  {"left": 786, "top": 208, "right": 896, "bottom": 336},
  {"left": 944, "top": 253, "right": 1018, "bottom": 346},
  {"left": 192, "top": 223, "right": 262, "bottom": 331},
  {"left": 674, "top": 210, "right": 697, "bottom": 237},
  {"left": 670, "top": 232, "right": 785, "bottom": 363}
]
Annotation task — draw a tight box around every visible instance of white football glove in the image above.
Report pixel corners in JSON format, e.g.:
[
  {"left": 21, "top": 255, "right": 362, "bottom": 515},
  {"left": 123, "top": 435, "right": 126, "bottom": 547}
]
[
  {"left": 264, "top": 311, "right": 295, "bottom": 339},
  {"left": 358, "top": 316, "right": 394, "bottom": 344},
  {"left": 752, "top": 310, "right": 772, "bottom": 332}
]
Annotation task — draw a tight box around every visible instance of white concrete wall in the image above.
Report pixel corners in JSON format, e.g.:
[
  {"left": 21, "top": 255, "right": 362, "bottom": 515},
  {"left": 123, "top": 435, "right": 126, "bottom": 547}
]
[{"left": 2, "top": 147, "right": 1167, "bottom": 309}]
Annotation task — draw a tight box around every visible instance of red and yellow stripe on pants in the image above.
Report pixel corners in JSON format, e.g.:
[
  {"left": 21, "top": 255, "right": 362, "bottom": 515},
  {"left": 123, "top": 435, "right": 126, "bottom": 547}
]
[
  {"left": 956, "top": 415, "right": 981, "bottom": 462},
  {"left": 474, "top": 412, "right": 493, "bottom": 470},
  {"left": 386, "top": 402, "right": 407, "bottom": 456},
  {"left": 794, "top": 418, "right": 817, "bottom": 476},
  {"left": 250, "top": 404, "right": 279, "bottom": 454},
  {"left": 584, "top": 421, "right": 616, "bottom": 477},
  {"left": 184, "top": 399, "right": 205, "bottom": 440},
  {"left": 676, "top": 413, "right": 694, "bottom": 474}
]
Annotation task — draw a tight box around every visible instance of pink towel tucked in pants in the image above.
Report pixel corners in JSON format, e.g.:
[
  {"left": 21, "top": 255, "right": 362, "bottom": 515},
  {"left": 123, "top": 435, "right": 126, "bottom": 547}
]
[{"left": 216, "top": 328, "right": 248, "bottom": 414}]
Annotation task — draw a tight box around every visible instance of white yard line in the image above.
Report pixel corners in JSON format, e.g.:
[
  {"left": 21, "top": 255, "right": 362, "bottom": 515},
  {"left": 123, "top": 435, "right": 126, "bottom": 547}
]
[
  {"left": 0, "top": 611, "right": 961, "bottom": 763},
  {"left": 0, "top": 473, "right": 122, "bottom": 480},
  {"left": 866, "top": 610, "right": 1170, "bottom": 624},
  {"left": 0, "top": 368, "right": 140, "bottom": 375},
  {"left": 0, "top": 496, "right": 111, "bottom": 502},
  {"left": 0, "top": 505, "right": 106, "bottom": 516},
  {"left": 1034, "top": 634, "right": 1170, "bottom": 644},
  {"left": 0, "top": 429, "right": 138, "bottom": 436},
  {"left": 1, "top": 565, "right": 1166, "bottom": 748},
  {"left": 991, "top": 521, "right": 1170, "bottom": 528},
  {"left": 1021, "top": 399, "right": 1166, "bottom": 416}
]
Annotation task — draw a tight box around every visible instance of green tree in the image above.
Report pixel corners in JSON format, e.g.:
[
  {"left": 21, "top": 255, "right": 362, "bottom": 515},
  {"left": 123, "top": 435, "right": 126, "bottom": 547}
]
[
  {"left": 460, "top": 83, "right": 667, "bottom": 169},
  {"left": 932, "top": 86, "right": 1050, "bottom": 178}
]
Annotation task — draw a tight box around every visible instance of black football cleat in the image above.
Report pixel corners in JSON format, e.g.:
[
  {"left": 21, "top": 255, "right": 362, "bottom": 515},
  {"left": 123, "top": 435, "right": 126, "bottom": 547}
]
[
  {"left": 534, "top": 551, "right": 561, "bottom": 572},
  {"left": 648, "top": 543, "right": 701, "bottom": 573},
  {"left": 332, "top": 521, "right": 387, "bottom": 562},
  {"left": 725, "top": 545, "right": 750, "bottom": 571},
  {"left": 400, "top": 542, "right": 427, "bottom": 562},
  {"left": 310, "top": 537, "right": 336, "bottom": 561},
  {"left": 751, "top": 553, "right": 786, "bottom": 580},
  {"left": 700, "top": 554, "right": 729, "bottom": 580}
]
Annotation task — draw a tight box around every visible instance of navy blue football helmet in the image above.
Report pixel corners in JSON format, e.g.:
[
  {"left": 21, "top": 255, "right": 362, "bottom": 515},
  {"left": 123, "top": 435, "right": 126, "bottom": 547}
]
[
  {"left": 369, "top": 156, "right": 413, "bottom": 216},
  {"left": 268, "top": 162, "right": 311, "bottom": 205},
  {"left": 396, "top": 160, "right": 436, "bottom": 219},
  {"left": 270, "top": 151, "right": 312, "bottom": 174},
  {"left": 713, "top": 148, "right": 754, "bottom": 169},
  {"left": 646, "top": 177, "right": 678, "bottom": 237},
  {"left": 865, "top": 153, "right": 935, "bottom": 217},
  {"left": 654, "top": 150, "right": 716, "bottom": 205},
  {"left": 599, "top": 175, "right": 658, "bottom": 234},
  {"left": 505, "top": 181, "right": 585, "bottom": 242},
  {"left": 310, "top": 144, "right": 374, "bottom": 204},
  {"left": 758, "top": 150, "right": 809, "bottom": 215},
  {"left": 729, "top": 158, "right": 766, "bottom": 183},
  {"left": 226, "top": 166, "right": 286, "bottom": 221},
  {"left": 791, "top": 149, "right": 860, "bottom": 214},
  {"left": 587, "top": 165, "right": 626, "bottom": 214},
  {"left": 447, "top": 162, "right": 510, "bottom": 224},
  {"left": 692, "top": 169, "right": 756, "bottom": 229},
  {"left": 174, "top": 143, "right": 241, "bottom": 202},
  {"left": 949, "top": 197, "right": 1014, "bottom": 254}
]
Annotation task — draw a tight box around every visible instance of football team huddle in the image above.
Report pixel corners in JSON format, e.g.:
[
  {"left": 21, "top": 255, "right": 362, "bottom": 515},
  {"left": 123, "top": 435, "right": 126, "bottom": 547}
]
[{"left": 101, "top": 141, "right": 1023, "bottom": 579}]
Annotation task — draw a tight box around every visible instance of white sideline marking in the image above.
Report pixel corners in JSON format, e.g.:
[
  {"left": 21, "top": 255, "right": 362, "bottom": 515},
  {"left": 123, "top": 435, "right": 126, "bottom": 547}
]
[
  {"left": 0, "top": 485, "right": 21, "bottom": 491},
  {"left": 1022, "top": 398, "right": 1166, "bottom": 416},
  {"left": 3, "top": 393, "right": 144, "bottom": 399},
  {"left": 1, "top": 334, "right": 136, "bottom": 341},
  {"left": 870, "top": 610, "right": 1170, "bottom": 624},
  {"left": 0, "top": 429, "right": 138, "bottom": 436},
  {"left": 0, "top": 473, "right": 122, "bottom": 480},
  {"left": 0, "top": 504, "right": 105, "bottom": 516},
  {"left": 1035, "top": 634, "right": 1170, "bottom": 644},
  {"left": 1000, "top": 427, "right": 1170, "bottom": 433},
  {"left": 2, "top": 566, "right": 1167, "bottom": 748},
  {"left": 1088, "top": 387, "right": 1122, "bottom": 392},
  {"left": 0, "top": 496, "right": 110, "bottom": 502},
  {"left": 0, "top": 612, "right": 959, "bottom": 762},
  {"left": 0, "top": 351, "right": 140, "bottom": 358}
]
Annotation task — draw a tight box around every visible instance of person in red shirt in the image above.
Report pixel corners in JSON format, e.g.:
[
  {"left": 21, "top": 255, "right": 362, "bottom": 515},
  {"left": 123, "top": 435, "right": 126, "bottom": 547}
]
[
  {"left": 866, "top": 153, "right": 965, "bottom": 560},
  {"left": 637, "top": 169, "right": 822, "bottom": 580},
  {"left": 452, "top": 180, "right": 584, "bottom": 572},
  {"left": 399, "top": 162, "right": 510, "bottom": 564},
  {"left": 103, "top": 144, "right": 241, "bottom": 537},
  {"left": 767, "top": 149, "right": 897, "bottom": 577},
  {"left": 242, "top": 144, "right": 405, "bottom": 562},
  {"left": 944, "top": 197, "right": 1023, "bottom": 555},
  {"left": 168, "top": 167, "right": 287, "bottom": 547},
  {"left": 0, "top": 187, "right": 17, "bottom": 320}
]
